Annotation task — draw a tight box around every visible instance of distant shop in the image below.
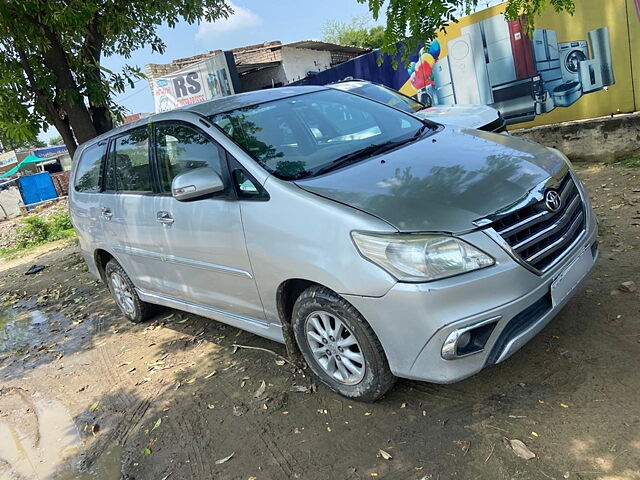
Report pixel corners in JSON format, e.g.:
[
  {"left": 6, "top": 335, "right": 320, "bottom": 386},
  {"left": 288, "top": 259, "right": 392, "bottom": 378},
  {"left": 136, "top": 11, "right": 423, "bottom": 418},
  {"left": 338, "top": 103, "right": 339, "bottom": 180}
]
[{"left": 145, "top": 40, "right": 368, "bottom": 113}]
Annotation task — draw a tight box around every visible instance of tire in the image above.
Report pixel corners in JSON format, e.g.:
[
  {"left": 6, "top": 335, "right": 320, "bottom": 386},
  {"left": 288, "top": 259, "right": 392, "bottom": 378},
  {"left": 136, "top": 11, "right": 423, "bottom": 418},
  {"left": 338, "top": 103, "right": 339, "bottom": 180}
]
[
  {"left": 292, "top": 285, "right": 396, "bottom": 402},
  {"left": 105, "top": 259, "right": 154, "bottom": 323}
]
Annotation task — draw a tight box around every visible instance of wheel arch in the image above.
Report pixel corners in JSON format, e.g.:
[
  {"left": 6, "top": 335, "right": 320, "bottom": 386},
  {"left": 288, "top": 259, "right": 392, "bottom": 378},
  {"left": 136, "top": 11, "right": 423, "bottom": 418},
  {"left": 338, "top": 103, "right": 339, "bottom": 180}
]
[{"left": 94, "top": 248, "right": 116, "bottom": 283}]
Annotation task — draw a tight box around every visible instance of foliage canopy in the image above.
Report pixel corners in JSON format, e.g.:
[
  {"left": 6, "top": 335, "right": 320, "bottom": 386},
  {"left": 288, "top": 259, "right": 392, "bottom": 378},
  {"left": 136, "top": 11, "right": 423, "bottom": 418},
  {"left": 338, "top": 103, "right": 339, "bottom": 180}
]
[
  {"left": 358, "top": 0, "right": 575, "bottom": 65},
  {"left": 0, "top": 0, "right": 231, "bottom": 155}
]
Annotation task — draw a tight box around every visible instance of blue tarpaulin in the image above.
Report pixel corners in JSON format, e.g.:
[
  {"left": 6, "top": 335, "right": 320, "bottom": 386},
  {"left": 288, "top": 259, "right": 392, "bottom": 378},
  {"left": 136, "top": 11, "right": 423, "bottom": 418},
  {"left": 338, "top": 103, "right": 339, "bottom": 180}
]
[{"left": 18, "top": 172, "right": 57, "bottom": 209}]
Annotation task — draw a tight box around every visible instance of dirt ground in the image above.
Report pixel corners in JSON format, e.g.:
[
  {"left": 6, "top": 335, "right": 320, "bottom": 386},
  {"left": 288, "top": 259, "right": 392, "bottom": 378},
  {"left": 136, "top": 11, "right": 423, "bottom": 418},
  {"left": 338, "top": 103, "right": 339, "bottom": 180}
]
[{"left": 0, "top": 163, "right": 638, "bottom": 480}]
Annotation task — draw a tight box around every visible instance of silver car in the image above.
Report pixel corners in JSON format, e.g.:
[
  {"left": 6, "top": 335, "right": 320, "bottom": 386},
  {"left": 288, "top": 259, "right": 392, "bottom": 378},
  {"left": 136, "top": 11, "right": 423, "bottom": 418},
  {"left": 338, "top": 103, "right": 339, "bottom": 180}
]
[
  {"left": 69, "top": 86, "right": 598, "bottom": 401},
  {"left": 328, "top": 80, "right": 507, "bottom": 133}
]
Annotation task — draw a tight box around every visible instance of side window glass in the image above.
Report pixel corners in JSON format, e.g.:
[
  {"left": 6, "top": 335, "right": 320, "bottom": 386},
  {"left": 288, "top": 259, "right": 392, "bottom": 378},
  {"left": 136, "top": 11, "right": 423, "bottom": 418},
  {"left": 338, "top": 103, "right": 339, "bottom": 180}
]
[
  {"left": 112, "top": 128, "right": 151, "bottom": 192},
  {"left": 233, "top": 170, "right": 259, "bottom": 196},
  {"left": 155, "top": 123, "right": 224, "bottom": 192},
  {"left": 74, "top": 143, "right": 106, "bottom": 192}
]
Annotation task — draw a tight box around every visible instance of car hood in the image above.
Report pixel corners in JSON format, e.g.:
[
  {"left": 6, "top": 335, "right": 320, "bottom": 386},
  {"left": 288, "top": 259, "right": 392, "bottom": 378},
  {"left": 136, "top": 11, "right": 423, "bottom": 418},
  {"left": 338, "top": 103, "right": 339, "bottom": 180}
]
[
  {"left": 417, "top": 104, "right": 499, "bottom": 129},
  {"left": 295, "top": 128, "right": 566, "bottom": 233}
]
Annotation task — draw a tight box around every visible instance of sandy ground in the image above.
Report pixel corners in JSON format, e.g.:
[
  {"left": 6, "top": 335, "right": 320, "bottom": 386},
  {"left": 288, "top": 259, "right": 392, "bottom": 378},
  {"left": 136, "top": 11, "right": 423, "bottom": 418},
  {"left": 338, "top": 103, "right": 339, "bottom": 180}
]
[{"left": 0, "top": 163, "right": 638, "bottom": 480}]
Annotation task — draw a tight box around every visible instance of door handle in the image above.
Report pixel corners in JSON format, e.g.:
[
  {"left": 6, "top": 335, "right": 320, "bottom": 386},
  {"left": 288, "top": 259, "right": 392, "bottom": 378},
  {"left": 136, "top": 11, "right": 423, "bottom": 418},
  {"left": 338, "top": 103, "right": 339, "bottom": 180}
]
[
  {"left": 156, "top": 211, "right": 174, "bottom": 225},
  {"left": 101, "top": 207, "right": 113, "bottom": 220}
]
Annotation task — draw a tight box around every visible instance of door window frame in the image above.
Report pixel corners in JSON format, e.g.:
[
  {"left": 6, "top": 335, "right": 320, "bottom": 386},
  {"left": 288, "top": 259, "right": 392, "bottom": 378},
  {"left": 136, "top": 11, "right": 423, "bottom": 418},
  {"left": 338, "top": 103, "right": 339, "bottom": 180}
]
[
  {"left": 103, "top": 124, "right": 157, "bottom": 195},
  {"left": 73, "top": 139, "right": 109, "bottom": 194},
  {"left": 151, "top": 119, "right": 234, "bottom": 198},
  {"left": 96, "top": 117, "right": 269, "bottom": 202}
]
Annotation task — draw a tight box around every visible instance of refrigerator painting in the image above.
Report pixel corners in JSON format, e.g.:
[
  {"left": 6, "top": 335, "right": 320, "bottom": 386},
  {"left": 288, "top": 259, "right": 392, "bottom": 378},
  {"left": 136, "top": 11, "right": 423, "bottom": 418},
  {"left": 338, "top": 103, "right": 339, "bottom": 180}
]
[{"left": 426, "top": 18, "right": 616, "bottom": 125}]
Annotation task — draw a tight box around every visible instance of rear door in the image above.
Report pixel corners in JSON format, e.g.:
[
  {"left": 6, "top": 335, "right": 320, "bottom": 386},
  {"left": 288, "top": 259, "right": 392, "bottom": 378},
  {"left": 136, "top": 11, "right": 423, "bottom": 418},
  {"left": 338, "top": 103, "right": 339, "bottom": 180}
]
[
  {"left": 101, "top": 126, "right": 163, "bottom": 291},
  {"left": 151, "top": 120, "right": 266, "bottom": 321},
  {"left": 70, "top": 140, "right": 109, "bottom": 258}
]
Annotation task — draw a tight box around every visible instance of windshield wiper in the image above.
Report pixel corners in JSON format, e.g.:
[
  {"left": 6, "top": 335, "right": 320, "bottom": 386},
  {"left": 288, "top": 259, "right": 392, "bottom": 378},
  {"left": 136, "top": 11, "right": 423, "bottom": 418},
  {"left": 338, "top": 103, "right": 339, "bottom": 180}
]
[
  {"left": 312, "top": 143, "right": 392, "bottom": 176},
  {"left": 311, "top": 125, "right": 432, "bottom": 177}
]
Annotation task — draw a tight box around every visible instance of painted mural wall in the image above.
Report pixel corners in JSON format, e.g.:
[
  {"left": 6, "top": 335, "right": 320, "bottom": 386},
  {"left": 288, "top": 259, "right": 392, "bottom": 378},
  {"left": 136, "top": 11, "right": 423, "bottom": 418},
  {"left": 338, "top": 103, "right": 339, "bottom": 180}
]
[
  {"left": 295, "top": 0, "right": 639, "bottom": 129},
  {"left": 405, "top": 0, "right": 638, "bottom": 128}
]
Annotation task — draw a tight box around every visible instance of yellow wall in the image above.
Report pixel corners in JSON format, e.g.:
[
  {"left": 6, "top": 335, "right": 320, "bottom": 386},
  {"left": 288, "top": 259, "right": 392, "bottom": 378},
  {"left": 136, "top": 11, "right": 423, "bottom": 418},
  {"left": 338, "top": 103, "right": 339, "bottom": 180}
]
[
  {"left": 628, "top": 0, "right": 640, "bottom": 113},
  {"left": 402, "top": 0, "right": 639, "bottom": 128}
]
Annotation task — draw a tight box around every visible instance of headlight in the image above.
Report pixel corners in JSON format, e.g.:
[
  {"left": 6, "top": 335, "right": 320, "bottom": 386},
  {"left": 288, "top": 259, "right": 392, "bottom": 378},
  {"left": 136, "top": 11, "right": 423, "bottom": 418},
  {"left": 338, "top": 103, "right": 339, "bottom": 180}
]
[{"left": 351, "top": 232, "right": 494, "bottom": 282}]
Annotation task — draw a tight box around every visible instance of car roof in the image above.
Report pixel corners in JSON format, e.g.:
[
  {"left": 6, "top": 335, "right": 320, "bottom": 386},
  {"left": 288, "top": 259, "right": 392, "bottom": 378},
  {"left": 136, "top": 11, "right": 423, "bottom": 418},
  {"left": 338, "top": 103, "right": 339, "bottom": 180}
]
[
  {"left": 328, "top": 80, "right": 380, "bottom": 92},
  {"left": 82, "top": 85, "right": 328, "bottom": 150},
  {"left": 186, "top": 85, "right": 326, "bottom": 116}
]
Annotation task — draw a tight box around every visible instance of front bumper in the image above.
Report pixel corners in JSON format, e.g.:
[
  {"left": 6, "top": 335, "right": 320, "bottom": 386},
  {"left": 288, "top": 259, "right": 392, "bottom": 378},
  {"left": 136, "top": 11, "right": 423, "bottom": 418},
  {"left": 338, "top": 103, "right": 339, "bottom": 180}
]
[{"left": 343, "top": 208, "right": 598, "bottom": 384}]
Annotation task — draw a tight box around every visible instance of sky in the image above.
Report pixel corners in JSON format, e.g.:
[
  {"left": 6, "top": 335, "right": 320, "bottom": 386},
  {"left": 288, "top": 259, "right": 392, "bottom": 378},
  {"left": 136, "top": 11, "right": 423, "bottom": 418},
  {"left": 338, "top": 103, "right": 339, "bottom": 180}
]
[{"left": 40, "top": 0, "right": 384, "bottom": 142}]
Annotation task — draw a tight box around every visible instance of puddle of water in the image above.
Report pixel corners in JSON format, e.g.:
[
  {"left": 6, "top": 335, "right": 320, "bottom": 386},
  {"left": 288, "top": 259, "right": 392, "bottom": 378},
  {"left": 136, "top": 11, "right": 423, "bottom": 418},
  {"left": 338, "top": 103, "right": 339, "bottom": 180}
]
[
  {"left": 0, "top": 399, "right": 81, "bottom": 480},
  {"left": 0, "top": 308, "right": 50, "bottom": 352},
  {"left": 0, "top": 396, "right": 122, "bottom": 480},
  {"left": 55, "top": 444, "right": 123, "bottom": 480}
]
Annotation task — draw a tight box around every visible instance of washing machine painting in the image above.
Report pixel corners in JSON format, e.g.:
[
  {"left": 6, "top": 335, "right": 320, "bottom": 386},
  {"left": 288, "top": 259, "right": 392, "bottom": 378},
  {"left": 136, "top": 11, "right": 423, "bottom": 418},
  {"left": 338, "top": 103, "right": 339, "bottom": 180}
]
[
  {"left": 558, "top": 41, "right": 589, "bottom": 83},
  {"left": 441, "top": 15, "right": 615, "bottom": 125}
]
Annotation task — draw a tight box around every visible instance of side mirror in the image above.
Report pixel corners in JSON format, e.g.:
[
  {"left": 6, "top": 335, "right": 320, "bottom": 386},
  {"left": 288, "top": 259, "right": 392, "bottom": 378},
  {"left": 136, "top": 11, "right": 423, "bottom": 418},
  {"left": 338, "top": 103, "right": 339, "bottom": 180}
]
[{"left": 172, "top": 167, "right": 224, "bottom": 201}]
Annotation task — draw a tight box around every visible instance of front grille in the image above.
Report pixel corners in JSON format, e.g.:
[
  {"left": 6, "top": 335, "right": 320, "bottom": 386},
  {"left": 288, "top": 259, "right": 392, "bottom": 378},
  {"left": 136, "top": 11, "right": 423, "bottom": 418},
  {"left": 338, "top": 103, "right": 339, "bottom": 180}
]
[
  {"left": 491, "top": 172, "right": 586, "bottom": 273},
  {"left": 484, "top": 292, "right": 552, "bottom": 366}
]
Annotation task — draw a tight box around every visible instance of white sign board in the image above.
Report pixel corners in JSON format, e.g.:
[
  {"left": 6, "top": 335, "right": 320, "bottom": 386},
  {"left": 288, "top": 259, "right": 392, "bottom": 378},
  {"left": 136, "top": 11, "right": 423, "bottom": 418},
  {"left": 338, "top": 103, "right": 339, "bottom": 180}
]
[
  {"left": 0, "top": 151, "right": 18, "bottom": 168},
  {"left": 152, "top": 53, "right": 235, "bottom": 113}
]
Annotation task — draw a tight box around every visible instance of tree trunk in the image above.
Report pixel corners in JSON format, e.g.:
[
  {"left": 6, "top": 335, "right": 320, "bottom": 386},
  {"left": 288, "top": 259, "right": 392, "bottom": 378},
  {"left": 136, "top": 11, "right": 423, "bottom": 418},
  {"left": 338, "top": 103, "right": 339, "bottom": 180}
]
[
  {"left": 40, "top": 25, "right": 97, "bottom": 145},
  {"left": 89, "top": 105, "right": 113, "bottom": 135},
  {"left": 83, "top": 16, "right": 113, "bottom": 135},
  {"left": 15, "top": 47, "right": 78, "bottom": 155},
  {"left": 51, "top": 116, "right": 78, "bottom": 157}
]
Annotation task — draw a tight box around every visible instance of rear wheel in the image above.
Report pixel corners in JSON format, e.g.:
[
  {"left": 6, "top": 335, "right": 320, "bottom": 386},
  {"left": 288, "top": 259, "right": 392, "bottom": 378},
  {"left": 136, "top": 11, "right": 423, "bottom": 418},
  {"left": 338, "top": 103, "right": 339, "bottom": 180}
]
[
  {"left": 292, "top": 286, "right": 396, "bottom": 402},
  {"left": 105, "top": 259, "right": 154, "bottom": 323}
]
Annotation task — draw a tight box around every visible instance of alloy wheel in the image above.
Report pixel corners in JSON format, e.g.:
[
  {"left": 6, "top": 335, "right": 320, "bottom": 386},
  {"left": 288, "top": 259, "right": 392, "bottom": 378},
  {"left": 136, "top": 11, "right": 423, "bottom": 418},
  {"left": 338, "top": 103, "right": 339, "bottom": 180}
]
[
  {"left": 110, "top": 271, "right": 136, "bottom": 316},
  {"left": 304, "top": 310, "right": 365, "bottom": 385}
]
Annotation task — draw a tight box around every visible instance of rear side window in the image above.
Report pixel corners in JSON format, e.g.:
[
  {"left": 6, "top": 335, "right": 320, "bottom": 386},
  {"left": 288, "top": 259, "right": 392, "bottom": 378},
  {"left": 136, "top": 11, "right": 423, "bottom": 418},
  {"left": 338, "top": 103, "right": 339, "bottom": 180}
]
[
  {"left": 74, "top": 143, "right": 106, "bottom": 192},
  {"left": 155, "top": 123, "right": 224, "bottom": 192},
  {"left": 112, "top": 128, "right": 152, "bottom": 192}
]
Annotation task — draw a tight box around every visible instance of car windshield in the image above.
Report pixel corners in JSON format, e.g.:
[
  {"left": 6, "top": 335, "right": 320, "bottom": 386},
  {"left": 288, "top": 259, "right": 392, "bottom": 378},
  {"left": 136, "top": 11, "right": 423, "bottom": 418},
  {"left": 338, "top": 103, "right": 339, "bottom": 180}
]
[
  {"left": 210, "top": 89, "right": 428, "bottom": 180},
  {"left": 337, "top": 83, "right": 425, "bottom": 113}
]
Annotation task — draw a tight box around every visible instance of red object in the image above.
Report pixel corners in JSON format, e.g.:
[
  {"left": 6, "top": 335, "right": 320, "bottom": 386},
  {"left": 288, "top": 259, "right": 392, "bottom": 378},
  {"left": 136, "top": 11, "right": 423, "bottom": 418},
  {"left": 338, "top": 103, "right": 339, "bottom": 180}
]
[
  {"left": 410, "top": 62, "right": 435, "bottom": 90},
  {"left": 508, "top": 17, "right": 536, "bottom": 79}
]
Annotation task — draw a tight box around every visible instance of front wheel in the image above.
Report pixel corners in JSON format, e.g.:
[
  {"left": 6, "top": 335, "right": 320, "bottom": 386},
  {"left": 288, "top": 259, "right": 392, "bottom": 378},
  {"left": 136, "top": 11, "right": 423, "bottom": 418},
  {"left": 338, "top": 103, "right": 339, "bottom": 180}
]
[
  {"left": 292, "top": 286, "right": 396, "bottom": 402},
  {"left": 105, "top": 259, "right": 154, "bottom": 323}
]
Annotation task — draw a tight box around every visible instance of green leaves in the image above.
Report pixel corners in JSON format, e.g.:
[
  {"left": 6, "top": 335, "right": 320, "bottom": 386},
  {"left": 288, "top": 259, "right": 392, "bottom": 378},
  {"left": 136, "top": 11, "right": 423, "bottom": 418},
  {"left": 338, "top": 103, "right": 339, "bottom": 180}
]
[
  {"left": 323, "top": 17, "right": 386, "bottom": 49},
  {"left": 0, "top": 0, "right": 231, "bottom": 152},
  {"left": 360, "top": 0, "right": 575, "bottom": 68}
]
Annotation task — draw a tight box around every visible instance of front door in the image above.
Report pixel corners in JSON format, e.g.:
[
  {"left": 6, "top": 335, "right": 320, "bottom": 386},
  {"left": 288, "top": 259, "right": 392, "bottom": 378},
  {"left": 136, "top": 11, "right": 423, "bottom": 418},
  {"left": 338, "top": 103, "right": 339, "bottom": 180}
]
[{"left": 151, "top": 121, "right": 266, "bottom": 321}]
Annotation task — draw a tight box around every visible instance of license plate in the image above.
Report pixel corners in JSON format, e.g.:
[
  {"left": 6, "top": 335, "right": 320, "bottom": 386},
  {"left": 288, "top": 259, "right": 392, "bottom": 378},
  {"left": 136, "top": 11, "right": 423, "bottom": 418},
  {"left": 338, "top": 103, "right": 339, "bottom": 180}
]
[{"left": 550, "top": 247, "right": 592, "bottom": 307}]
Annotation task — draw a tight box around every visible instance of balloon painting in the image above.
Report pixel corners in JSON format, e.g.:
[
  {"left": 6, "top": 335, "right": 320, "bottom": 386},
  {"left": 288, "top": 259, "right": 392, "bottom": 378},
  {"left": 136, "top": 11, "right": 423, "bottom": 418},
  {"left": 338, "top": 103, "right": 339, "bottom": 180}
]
[{"left": 408, "top": 40, "right": 441, "bottom": 90}]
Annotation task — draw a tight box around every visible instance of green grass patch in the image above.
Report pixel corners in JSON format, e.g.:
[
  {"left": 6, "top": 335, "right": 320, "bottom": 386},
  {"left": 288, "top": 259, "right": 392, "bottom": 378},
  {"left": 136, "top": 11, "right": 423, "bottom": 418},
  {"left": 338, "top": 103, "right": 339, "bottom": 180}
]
[
  {"left": 0, "top": 211, "right": 76, "bottom": 260},
  {"left": 615, "top": 153, "right": 640, "bottom": 168}
]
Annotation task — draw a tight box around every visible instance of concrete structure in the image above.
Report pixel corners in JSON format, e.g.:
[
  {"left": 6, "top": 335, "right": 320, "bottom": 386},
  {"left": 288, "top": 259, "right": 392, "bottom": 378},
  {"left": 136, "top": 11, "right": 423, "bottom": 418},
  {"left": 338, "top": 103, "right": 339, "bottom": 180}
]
[
  {"left": 512, "top": 112, "right": 640, "bottom": 162},
  {"left": 145, "top": 40, "right": 368, "bottom": 96}
]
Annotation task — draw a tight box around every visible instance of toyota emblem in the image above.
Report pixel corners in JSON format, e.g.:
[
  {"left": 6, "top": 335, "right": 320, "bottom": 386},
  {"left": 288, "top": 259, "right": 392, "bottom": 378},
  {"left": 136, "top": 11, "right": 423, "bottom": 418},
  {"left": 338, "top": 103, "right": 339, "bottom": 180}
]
[{"left": 545, "top": 189, "right": 562, "bottom": 212}]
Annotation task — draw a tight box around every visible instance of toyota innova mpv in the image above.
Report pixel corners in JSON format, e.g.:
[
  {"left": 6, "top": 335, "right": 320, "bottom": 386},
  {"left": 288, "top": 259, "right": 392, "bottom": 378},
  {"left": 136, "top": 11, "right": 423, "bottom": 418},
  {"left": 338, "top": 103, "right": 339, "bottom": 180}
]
[{"left": 70, "top": 86, "right": 598, "bottom": 401}]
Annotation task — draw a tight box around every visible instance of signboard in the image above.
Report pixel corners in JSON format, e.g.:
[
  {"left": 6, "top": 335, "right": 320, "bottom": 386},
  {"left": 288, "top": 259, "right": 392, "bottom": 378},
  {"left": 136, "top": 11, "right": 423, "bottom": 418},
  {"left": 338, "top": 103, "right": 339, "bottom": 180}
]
[
  {"left": 0, "top": 151, "right": 18, "bottom": 169},
  {"left": 152, "top": 52, "right": 236, "bottom": 113},
  {"left": 33, "top": 146, "right": 68, "bottom": 158}
]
